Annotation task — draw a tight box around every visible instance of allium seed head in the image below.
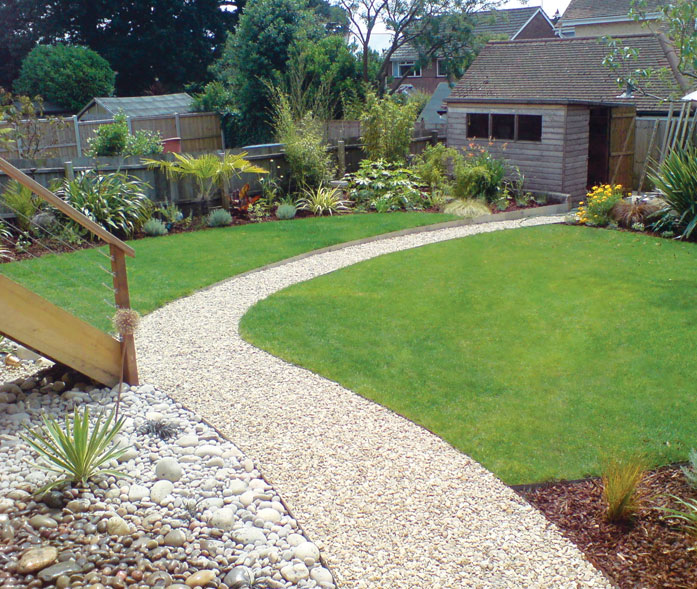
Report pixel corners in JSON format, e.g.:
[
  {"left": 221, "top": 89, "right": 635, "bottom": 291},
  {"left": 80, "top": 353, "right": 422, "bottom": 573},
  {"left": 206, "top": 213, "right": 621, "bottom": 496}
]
[{"left": 113, "top": 308, "right": 140, "bottom": 335}]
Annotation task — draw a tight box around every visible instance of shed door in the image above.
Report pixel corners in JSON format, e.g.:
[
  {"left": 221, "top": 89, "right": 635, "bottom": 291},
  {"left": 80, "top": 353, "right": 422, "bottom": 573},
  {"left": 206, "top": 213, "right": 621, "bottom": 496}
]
[
  {"left": 587, "top": 108, "right": 610, "bottom": 189},
  {"left": 608, "top": 106, "right": 636, "bottom": 191}
]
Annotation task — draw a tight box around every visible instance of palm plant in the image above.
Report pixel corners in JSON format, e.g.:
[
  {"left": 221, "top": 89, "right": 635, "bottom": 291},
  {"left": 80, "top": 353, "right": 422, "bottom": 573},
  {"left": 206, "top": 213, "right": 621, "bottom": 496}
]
[
  {"left": 649, "top": 147, "right": 697, "bottom": 239},
  {"left": 144, "top": 152, "right": 267, "bottom": 201},
  {"left": 20, "top": 406, "right": 129, "bottom": 493}
]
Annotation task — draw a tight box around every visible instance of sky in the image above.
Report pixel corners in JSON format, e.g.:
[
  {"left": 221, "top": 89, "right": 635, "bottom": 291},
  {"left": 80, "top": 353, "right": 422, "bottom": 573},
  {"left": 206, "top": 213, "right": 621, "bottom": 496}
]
[{"left": 367, "top": 0, "right": 573, "bottom": 51}]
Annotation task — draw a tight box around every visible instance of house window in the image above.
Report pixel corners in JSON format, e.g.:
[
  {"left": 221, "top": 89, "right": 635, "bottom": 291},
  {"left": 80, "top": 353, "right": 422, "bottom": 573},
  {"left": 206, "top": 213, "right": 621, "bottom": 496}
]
[
  {"left": 436, "top": 59, "right": 447, "bottom": 77},
  {"left": 517, "top": 115, "right": 543, "bottom": 141},
  {"left": 396, "top": 61, "right": 421, "bottom": 78},
  {"left": 491, "top": 114, "right": 515, "bottom": 140},
  {"left": 467, "top": 113, "right": 489, "bottom": 138},
  {"left": 466, "top": 113, "right": 543, "bottom": 142}
]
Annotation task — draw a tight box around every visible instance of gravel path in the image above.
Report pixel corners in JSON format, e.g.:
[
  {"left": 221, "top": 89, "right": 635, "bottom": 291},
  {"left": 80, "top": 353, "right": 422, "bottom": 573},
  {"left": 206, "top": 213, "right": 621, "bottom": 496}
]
[{"left": 137, "top": 216, "right": 611, "bottom": 588}]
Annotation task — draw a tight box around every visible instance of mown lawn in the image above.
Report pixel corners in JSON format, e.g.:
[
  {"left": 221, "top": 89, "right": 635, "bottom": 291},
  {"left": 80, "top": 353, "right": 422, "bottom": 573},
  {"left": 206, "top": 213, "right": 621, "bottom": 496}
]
[
  {"left": 0, "top": 213, "right": 455, "bottom": 332},
  {"left": 240, "top": 224, "right": 697, "bottom": 484}
]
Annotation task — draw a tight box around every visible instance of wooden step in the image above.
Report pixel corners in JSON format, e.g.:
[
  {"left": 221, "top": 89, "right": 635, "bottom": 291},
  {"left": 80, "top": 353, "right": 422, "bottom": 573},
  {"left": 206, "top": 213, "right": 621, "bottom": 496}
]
[{"left": 0, "top": 275, "right": 122, "bottom": 386}]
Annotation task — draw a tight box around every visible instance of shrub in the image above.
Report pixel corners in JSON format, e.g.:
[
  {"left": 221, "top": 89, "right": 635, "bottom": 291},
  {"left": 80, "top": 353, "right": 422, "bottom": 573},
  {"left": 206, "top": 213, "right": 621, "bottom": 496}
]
[
  {"left": 143, "top": 218, "right": 168, "bottom": 237},
  {"left": 360, "top": 92, "right": 418, "bottom": 163},
  {"left": 87, "top": 113, "right": 164, "bottom": 157},
  {"left": 270, "top": 90, "right": 333, "bottom": 190},
  {"left": 296, "top": 185, "right": 350, "bottom": 216},
  {"left": 157, "top": 203, "right": 184, "bottom": 225},
  {"left": 14, "top": 44, "right": 115, "bottom": 112},
  {"left": 611, "top": 199, "right": 661, "bottom": 228},
  {"left": 2, "top": 180, "right": 42, "bottom": 232},
  {"left": 443, "top": 198, "right": 491, "bottom": 218},
  {"left": 576, "top": 184, "right": 625, "bottom": 226},
  {"left": 453, "top": 163, "right": 500, "bottom": 202},
  {"left": 649, "top": 147, "right": 697, "bottom": 239},
  {"left": 345, "top": 159, "right": 426, "bottom": 211},
  {"left": 414, "top": 143, "right": 463, "bottom": 189},
  {"left": 58, "top": 170, "right": 151, "bottom": 237},
  {"left": 145, "top": 152, "right": 267, "bottom": 202},
  {"left": 207, "top": 208, "right": 232, "bottom": 227},
  {"left": 20, "top": 407, "right": 129, "bottom": 493},
  {"left": 276, "top": 203, "right": 297, "bottom": 220},
  {"left": 601, "top": 455, "right": 646, "bottom": 523}
]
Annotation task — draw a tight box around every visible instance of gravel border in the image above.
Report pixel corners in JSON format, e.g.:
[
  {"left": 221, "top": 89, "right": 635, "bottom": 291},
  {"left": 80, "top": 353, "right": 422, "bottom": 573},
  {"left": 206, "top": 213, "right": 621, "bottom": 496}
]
[{"left": 137, "top": 216, "right": 612, "bottom": 588}]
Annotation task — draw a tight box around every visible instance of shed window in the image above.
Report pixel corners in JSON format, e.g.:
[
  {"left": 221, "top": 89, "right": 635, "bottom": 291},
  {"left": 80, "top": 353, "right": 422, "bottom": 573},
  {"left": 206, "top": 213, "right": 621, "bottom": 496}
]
[
  {"left": 517, "top": 115, "right": 542, "bottom": 141},
  {"left": 491, "top": 114, "right": 515, "bottom": 140},
  {"left": 466, "top": 113, "right": 542, "bottom": 142},
  {"left": 467, "top": 113, "right": 489, "bottom": 138}
]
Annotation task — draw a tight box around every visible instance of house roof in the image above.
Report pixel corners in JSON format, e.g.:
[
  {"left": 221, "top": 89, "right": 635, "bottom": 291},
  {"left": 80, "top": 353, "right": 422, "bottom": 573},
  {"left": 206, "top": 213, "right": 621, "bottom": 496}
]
[
  {"left": 77, "top": 93, "right": 193, "bottom": 120},
  {"left": 560, "top": 0, "right": 667, "bottom": 23},
  {"left": 391, "top": 7, "right": 550, "bottom": 61},
  {"left": 447, "top": 33, "right": 687, "bottom": 112}
]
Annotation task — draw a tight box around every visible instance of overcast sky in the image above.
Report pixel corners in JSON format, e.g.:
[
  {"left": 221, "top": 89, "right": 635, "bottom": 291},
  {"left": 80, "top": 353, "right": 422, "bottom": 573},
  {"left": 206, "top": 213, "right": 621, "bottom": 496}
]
[{"left": 368, "top": 0, "right": 573, "bottom": 51}]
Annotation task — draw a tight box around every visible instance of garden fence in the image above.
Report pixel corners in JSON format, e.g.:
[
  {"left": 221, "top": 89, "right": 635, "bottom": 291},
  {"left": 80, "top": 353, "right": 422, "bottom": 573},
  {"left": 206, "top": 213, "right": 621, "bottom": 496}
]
[{"left": 0, "top": 112, "right": 223, "bottom": 160}]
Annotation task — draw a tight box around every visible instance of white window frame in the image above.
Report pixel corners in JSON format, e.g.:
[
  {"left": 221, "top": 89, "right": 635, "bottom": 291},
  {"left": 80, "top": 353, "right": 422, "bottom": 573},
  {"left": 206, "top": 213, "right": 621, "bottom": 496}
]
[
  {"left": 436, "top": 59, "right": 448, "bottom": 77},
  {"left": 397, "top": 61, "right": 421, "bottom": 78}
]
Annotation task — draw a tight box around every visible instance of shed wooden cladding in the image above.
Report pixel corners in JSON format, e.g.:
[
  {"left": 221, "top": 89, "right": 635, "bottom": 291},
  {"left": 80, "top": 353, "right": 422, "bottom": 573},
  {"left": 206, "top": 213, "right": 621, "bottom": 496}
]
[{"left": 0, "top": 275, "right": 123, "bottom": 386}]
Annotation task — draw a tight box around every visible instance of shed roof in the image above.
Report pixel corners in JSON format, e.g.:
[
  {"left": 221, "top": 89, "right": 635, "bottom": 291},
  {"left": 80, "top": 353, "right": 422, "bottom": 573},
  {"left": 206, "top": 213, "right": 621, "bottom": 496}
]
[
  {"left": 560, "top": 0, "right": 667, "bottom": 23},
  {"left": 391, "top": 7, "right": 550, "bottom": 61},
  {"left": 447, "top": 33, "right": 687, "bottom": 112},
  {"left": 77, "top": 93, "right": 193, "bottom": 120}
]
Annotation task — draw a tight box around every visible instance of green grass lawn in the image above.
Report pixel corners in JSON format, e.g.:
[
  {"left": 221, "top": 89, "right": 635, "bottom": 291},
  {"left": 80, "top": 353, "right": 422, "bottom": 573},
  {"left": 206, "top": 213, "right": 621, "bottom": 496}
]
[
  {"left": 0, "top": 213, "right": 455, "bottom": 332},
  {"left": 240, "top": 224, "right": 697, "bottom": 485}
]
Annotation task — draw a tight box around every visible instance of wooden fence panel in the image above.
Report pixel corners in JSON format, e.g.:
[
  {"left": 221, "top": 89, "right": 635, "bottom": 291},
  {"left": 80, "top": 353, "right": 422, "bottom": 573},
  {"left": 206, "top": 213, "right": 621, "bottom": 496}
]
[
  {"left": 179, "top": 113, "right": 222, "bottom": 152},
  {"left": 131, "top": 116, "right": 177, "bottom": 138}
]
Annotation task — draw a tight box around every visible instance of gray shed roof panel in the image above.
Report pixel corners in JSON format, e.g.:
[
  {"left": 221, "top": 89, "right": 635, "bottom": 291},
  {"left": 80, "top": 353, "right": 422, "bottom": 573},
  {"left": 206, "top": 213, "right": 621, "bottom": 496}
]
[{"left": 79, "top": 93, "right": 193, "bottom": 119}]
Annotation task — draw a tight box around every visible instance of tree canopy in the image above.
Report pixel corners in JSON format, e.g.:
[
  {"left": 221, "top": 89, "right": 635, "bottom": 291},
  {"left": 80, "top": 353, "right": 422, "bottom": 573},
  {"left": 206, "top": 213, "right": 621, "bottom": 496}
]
[{"left": 14, "top": 44, "right": 115, "bottom": 111}]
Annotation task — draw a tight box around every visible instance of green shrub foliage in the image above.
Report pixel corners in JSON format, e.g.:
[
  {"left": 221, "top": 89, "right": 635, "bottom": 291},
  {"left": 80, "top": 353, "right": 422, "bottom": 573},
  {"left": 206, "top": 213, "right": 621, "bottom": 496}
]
[
  {"left": 345, "top": 159, "right": 426, "bottom": 212},
  {"left": 207, "top": 208, "right": 233, "bottom": 227},
  {"left": 86, "top": 113, "right": 163, "bottom": 157},
  {"left": 143, "top": 218, "right": 168, "bottom": 237},
  {"left": 360, "top": 93, "right": 418, "bottom": 163},
  {"left": 14, "top": 44, "right": 115, "bottom": 112},
  {"left": 276, "top": 203, "right": 297, "bottom": 220},
  {"left": 453, "top": 151, "right": 506, "bottom": 203}
]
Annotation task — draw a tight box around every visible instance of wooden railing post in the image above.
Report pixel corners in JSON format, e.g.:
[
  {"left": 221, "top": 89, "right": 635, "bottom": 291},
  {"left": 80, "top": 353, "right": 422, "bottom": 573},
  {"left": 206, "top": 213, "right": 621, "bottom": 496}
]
[{"left": 110, "top": 244, "right": 139, "bottom": 385}]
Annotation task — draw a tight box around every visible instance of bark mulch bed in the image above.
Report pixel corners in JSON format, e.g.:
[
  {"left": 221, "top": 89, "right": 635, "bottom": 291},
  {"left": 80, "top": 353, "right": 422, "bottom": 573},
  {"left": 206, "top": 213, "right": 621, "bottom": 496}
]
[{"left": 517, "top": 466, "right": 697, "bottom": 588}]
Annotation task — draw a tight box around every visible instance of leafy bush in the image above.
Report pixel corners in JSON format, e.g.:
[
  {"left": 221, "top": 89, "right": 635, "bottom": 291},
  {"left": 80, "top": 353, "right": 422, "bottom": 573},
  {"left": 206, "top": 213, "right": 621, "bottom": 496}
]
[
  {"left": 145, "top": 152, "right": 267, "bottom": 201},
  {"left": 360, "top": 92, "right": 418, "bottom": 163},
  {"left": 14, "top": 44, "right": 115, "bottom": 112},
  {"left": 443, "top": 198, "right": 491, "bottom": 218},
  {"left": 611, "top": 199, "right": 661, "bottom": 228},
  {"left": 453, "top": 151, "right": 506, "bottom": 203},
  {"left": 270, "top": 90, "right": 333, "bottom": 190},
  {"left": 87, "top": 113, "right": 163, "bottom": 157},
  {"left": 601, "top": 455, "right": 645, "bottom": 523},
  {"left": 143, "top": 218, "right": 168, "bottom": 236},
  {"left": 2, "top": 180, "right": 42, "bottom": 232},
  {"left": 345, "top": 159, "right": 426, "bottom": 212},
  {"left": 207, "top": 208, "right": 232, "bottom": 227},
  {"left": 414, "top": 143, "right": 463, "bottom": 189},
  {"left": 296, "top": 185, "right": 350, "bottom": 216},
  {"left": 58, "top": 170, "right": 151, "bottom": 237},
  {"left": 157, "top": 203, "right": 184, "bottom": 225},
  {"left": 276, "top": 203, "right": 297, "bottom": 220},
  {"left": 20, "top": 407, "right": 129, "bottom": 493},
  {"left": 649, "top": 147, "right": 697, "bottom": 239},
  {"left": 576, "top": 184, "right": 625, "bottom": 226}
]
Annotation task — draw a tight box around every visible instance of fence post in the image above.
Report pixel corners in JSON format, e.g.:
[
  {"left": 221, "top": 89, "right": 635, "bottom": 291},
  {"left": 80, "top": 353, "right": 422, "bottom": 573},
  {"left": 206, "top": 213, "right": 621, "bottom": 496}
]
[
  {"left": 63, "top": 161, "right": 75, "bottom": 181},
  {"left": 126, "top": 116, "right": 133, "bottom": 135},
  {"left": 337, "top": 140, "right": 346, "bottom": 177},
  {"left": 73, "top": 116, "right": 82, "bottom": 156},
  {"left": 430, "top": 130, "right": 439, "bottom": 146},
  {"left": 174, "top": 113, "right": 182, "bottom": 139},
  {"left": 109, "top": 244, "right": 139, "bottom": 385}
]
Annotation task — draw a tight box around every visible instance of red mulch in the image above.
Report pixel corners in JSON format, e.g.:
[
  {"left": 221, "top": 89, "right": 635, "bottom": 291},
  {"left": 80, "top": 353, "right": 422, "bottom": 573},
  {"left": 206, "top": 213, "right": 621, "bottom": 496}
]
[{"left": 517, "top": 466, "right": 697, "bottom": 588}]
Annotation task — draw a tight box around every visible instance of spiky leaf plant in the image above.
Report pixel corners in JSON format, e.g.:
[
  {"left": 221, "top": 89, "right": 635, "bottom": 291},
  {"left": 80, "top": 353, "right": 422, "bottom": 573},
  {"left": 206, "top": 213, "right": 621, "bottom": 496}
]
[
  {"left": 443, "top": 198, "right": 491, "bottom": 218},
  {"left": 296, "top": 185, "right": 350, "bottom": 216},
  {"left": 659, "top": 495, "right": 697, "bottom": 536},
  {"left": 602, "top": 455, "right": 646, "bottom": 523},
  {"left": 20, "top": 407, "right": 129, "bottom": 493},
  {"left": 649, "top": 147, "right": 697, "bottom": 239}
]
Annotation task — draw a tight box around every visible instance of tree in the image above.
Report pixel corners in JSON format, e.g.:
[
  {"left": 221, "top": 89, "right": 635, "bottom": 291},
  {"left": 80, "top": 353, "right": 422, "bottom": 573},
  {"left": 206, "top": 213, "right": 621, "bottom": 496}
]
[
  {"left": 14, "top": 44, "right": 115, "bottom": 112},
  {"left": 213, "top": 0, "right": 323, "bottom": 144},
  {"left": 1, "top": 0, "right": 240, "bottom": 96},
  {"left": 337, "top": 0, "right": 499, "bottom": 93}
]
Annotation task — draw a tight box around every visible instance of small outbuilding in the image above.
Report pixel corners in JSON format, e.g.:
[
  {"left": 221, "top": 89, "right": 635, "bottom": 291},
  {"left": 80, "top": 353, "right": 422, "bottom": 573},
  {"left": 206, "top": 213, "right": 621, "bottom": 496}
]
[
  {"left": 446, "top": 33, "right": 688, "bottom": 201},
  {"left": 77, "top": 93, "right": 193, "bottom": 121}
]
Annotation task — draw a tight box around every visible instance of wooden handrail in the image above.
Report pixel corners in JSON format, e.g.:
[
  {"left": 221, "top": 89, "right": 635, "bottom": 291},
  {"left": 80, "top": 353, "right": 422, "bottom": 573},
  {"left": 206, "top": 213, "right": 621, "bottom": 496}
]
[{"left": 0, "top": 157, "right": 135, "bottom": 257}]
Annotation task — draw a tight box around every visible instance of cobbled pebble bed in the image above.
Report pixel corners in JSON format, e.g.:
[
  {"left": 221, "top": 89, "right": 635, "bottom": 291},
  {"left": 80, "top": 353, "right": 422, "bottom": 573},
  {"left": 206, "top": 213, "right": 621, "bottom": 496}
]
[
  {"left": 137, "top": 216, "right": 612, "bottom": 588},
  {"left": 0, "top": 371, "right": 333, "bottom": 589}
]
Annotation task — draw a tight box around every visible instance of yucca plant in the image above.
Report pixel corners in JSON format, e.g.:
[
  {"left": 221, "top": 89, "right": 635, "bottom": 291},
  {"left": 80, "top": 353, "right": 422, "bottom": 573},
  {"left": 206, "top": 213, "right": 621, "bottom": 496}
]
[
  {"left": 649, "top": 147, "right": 697, "bottom": 239},
  {"left": 144, "top": 152, "right": 267, "bottom": 201},
  {"left": 20, "top": 407, "right": 130, "bottom": 493},
  {"left": 602, "top": 455, "right": 646, "bottom": 523},
  {"left": 296, "top": 185, "right": 350, "bottom": 216}
]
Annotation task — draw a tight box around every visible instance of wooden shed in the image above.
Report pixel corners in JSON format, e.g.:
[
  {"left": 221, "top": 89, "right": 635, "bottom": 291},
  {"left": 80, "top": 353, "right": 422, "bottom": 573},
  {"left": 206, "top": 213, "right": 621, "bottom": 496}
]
[{"left": 446, "top": 98, "right": 635, "bottom": 202}]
